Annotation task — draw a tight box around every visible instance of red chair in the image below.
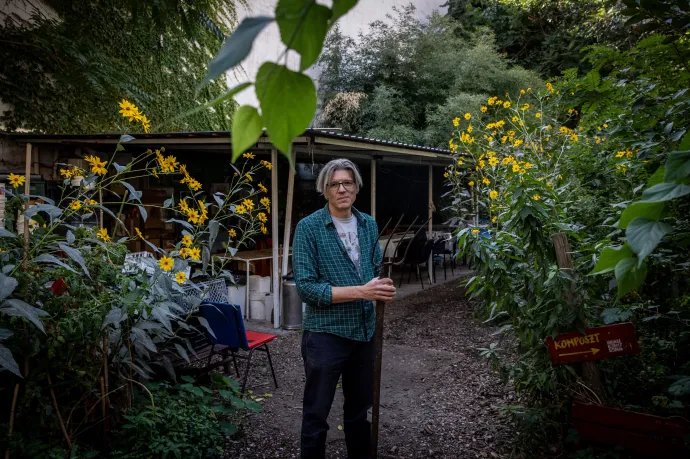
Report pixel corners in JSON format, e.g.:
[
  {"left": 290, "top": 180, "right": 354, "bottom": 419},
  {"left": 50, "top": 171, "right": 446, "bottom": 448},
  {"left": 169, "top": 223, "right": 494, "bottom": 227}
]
[{"left": 199, "top": 302, "right": 278, "bottom": 393}]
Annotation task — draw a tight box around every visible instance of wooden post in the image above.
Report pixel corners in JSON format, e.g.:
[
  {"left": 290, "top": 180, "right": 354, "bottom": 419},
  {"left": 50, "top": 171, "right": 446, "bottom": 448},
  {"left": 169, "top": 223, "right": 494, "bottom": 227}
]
[
  {"left": 281, "top": 151, "right": 296, "bottom": 278},
  {"left": 371, "top": 299, "right": 385, "bottom": 459},
  {"left": 22, "top": 143, "right": 32, "bottom": 271},
  {"left": 428, "top": 165, "right": 433, "bottom": 283},
  {"left": 371, "top": 159, "right": 377, "bottom": 221},
  {"left": 552, "top": 232, "right": 605, "bottom": 401},
  {"left": 271, "top": 149, "right": 280, "bottom": 329}
]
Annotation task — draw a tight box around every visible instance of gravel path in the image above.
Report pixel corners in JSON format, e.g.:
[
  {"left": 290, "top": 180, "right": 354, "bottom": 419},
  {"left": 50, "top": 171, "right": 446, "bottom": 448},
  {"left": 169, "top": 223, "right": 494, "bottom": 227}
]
[{"left": 224, "top": 280, "right": 530, "bottom": 459}]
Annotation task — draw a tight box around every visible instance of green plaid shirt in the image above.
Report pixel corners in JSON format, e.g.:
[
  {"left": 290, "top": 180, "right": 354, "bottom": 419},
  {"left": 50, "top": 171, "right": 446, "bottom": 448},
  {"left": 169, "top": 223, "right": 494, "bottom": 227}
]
[{"left": 293, "top": 205, "right": 382, "bottom": 342}]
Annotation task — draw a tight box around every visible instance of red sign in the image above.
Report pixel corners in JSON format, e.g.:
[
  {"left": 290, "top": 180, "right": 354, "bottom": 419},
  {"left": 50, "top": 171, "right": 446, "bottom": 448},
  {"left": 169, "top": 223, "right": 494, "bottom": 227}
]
[{"left": 545, "top": 322, "right": 639, "bottom": 365}]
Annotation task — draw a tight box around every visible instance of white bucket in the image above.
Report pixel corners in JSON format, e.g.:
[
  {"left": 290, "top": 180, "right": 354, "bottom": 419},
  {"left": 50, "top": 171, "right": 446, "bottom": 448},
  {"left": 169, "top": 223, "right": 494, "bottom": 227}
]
[
  {"left": 264, "top": 294, "right": 274, "bottom": 323},
  {"left": 249, "top": 297, "right": 265, "bottom": 321},
  {"left": 248, "top": 275, "right": 263, "bottom": 292},
  {"left": 258, "top": 276, "right": 271, "bottom": 293},
  {"left": 228, "top": 285, "right": 246, "bottom": 317}
]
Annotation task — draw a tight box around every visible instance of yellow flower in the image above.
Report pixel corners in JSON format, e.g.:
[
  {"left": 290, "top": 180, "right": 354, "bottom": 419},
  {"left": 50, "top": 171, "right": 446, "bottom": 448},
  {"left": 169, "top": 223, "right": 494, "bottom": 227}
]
[
  {"left": 452, "top": 117, "right": 460, "bottom": 127},
  {"left": 242, "top": 198, "right": 255, "bottom": 211},
  {"left": 135, "top": 227, "right": 144, "bottom": 240},
  {"left": 257, "top": 212, "right": 268, "bottom": 223},
  {"left": 467, "top": 125, "right": 473, "bottom": 133},
  {"left": 245, "top": 173, "right": 253, "bottom": 182},
  {"left": 87, "top": 199, "right": 98, "bottom": 206},
  {"left": 482, "top": 177, "right": 490, "bottom": 185},
  {"left": 489, "top": 190, "right": 498, "bottom": 200},
  {"left": 243, "top": 152, "right": 255, "bottom": 159},
  {"left": 235, "top": 205, "right": 247, "bottom": 215},
  {"left": 546, "top": 82, "right": 554, "bottom": 93},
  {"left": 491, "top": 216, "right": 497, "bottom": 223},
  {"left": 159, "top": 256, "right": 174, "bottom": 272},
  {"left": 535, "top": 112, "right": 541, "bottom": 119},
  {"left": 179, "top": 248, "right": 191, "bottom": 259},
  {"left": 189, "top": 247, "right": 201, "bottom": 261},
  {"left": 260, "top": 197, "right": 270, "bottom": 208},
  {"left": 513, "top": 139, "right": 524, "bottom": 147},
  {"left": 478, "top": 160, "right": 486, "bottom": 168},
  {"left": 70, "top": 200, "right": 82, "bottom": 211},
  {"left": 8, "top": 173, "right": 26, "bottom": 189},
  {"left": 532, "top": 194, "right": 541, "bottom": 201},
  {"left": 258, "top": 183, "right": 268, "bottom": 193},
  {"left": 503, "top": 101, "right": 511, "bottom": 108},
  {"left": 603, "top": 123, "right": 608, "bottom": 128},
  {"left": 480, "top": 106, "right": 487, "bottom": 113},
  {"left": 570, "top": 134, "right": 579, "bottom": 142},
  {"left": 175, "top": 271, "right": 187, "bottom": 284},
  {"left": 464, "top": 113, "right": 471, "bottom": 120},
  {"left": 501, "top": 136, "right": 508, "bottom": 144},
  {"left": 468, "top": 181, "right": 474, "bottom": 187},
  {"left": 59, "top": 168, "right": 75, "bottom": 179},
  {"left": 488, "top": 157, "right": 499, "bottom": 167},
  {"left": 261, "top": 225, "right": 268, "bottom": 235},
  {"left": 520, "top": 89, "right": 525, "bottom": 95},
  {"left": 261, "top": 160, "right": 273, "bottom": 170},
  {"left": 96, "top": 228, "right": 111, "bottom": 242},
  {"left": 187, "top": 209, "right": 200, "bottom": 224},
  {"left": 512, "top": 164, "right": 520, "bottom": 173},
  {"left": 181, "top": 234, "right": 193, "bottom": 247},
  {"left": 444, "top": 172, "right": 450, "bottom": 178},
  {"left": 511, "top": 116, "right": 518, "bottom": 122},
  {"left": 520, "top": 104, "right": 530, "bottom": 111},
  {"left": 472, "top": 229, "right": 480, "bottom": 234},
  {"left": 229, "top": 229, "right": 237, "bottom": 238},
  {"left": 488, "top": 96, "right": 497, "bottom": 105}
]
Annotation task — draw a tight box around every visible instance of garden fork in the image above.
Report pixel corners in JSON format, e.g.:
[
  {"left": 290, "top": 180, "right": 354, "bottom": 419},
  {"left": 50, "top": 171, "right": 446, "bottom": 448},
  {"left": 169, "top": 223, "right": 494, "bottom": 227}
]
[{"left": 370, "top": 214, "right": 431, "bottom": 459}]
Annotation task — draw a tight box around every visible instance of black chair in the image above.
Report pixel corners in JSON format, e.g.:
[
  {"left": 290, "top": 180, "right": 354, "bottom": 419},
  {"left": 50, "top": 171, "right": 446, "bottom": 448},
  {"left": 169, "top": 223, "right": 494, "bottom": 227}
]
[
  {"left": 398, "top": 239, "right": 434, "bottom": 289},
  {"left": 432, "top": 237, "right": 456, "bottom": 282}
]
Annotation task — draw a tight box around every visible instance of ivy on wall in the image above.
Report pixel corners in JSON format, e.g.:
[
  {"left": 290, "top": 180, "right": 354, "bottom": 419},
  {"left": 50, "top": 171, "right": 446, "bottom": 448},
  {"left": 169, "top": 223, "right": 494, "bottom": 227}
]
[{"left": 0, "top": 0, "right": 242, "bottom": 134}]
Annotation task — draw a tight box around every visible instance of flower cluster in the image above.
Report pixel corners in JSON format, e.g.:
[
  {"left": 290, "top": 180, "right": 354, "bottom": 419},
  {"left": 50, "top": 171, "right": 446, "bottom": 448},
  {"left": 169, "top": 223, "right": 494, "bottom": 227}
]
[
  {"left": 119, "top": 99, "right": 151, "bottom": 133},
  {"left": 179, "top": 164, "right": 202, "bottom": 191}
]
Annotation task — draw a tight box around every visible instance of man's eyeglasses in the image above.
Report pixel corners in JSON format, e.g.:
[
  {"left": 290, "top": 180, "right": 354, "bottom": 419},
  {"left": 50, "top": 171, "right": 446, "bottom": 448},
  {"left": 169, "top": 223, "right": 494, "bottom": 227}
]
[{"left": 328, "top": 180, "right": 355, "bottom": 191}]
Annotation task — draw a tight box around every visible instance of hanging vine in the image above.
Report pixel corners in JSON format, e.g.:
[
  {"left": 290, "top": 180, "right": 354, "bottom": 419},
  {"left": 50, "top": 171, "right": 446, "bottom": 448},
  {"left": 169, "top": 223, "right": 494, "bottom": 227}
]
[{"left": 0, "top": 0, "right": 243, "bottom": 133}]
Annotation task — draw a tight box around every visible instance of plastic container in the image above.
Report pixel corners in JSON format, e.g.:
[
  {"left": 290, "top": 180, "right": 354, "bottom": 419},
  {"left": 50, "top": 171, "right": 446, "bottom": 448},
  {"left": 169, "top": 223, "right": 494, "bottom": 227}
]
[
  {"left": 249, "top": 291, "right": 266, "bottom": 320},
  {"left": 247, "top": 275, "right": 263, "bottom": 292},
  {"left": 264, "top": 294, "right": 274, "bottom": 323},
  {"left": 258, "top": 276, "right": 271, "bottom": 293},
  {"left": 228, "top": 284, "right": 246, "bottom": 317}
]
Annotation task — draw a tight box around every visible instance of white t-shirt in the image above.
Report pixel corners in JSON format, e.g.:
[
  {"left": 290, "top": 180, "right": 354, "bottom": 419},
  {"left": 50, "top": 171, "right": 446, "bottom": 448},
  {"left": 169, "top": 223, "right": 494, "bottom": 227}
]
[{"left": 332, "top": 215, "right": 360, "bottom": 275}]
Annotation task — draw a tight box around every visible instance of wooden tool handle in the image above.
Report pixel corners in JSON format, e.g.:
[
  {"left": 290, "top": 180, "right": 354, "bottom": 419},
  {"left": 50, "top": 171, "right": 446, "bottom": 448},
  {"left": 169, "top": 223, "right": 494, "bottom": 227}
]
[{"left": 371, "top": 299, "right": 386, "bottom": 459}]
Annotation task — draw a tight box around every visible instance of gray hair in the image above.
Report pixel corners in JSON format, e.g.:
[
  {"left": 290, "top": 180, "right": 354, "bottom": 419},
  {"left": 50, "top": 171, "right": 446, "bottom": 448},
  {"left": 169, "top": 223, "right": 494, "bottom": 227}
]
[{"left": 316, "top": 158, "right": 363, "bottom": 196}]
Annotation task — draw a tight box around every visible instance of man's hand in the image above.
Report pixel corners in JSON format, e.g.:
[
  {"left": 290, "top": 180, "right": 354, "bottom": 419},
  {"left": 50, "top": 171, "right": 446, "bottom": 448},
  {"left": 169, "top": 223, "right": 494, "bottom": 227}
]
[{"left": 359, "top": 277, "right": 396, "bottom": 303}]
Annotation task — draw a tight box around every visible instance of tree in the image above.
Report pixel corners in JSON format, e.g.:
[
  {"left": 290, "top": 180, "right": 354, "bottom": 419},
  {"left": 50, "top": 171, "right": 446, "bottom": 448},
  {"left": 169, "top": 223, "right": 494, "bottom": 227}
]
[
  {"left": 317, "top": 6, "right": 541, "bottom": 148},
  {"left": 0, "top": 0, "right": 243, "bottom": 133}
]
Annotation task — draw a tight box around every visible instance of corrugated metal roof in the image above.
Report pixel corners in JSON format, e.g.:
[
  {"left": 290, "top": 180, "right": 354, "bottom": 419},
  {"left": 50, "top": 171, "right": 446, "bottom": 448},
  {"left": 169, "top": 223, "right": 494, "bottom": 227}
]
[{"left": 3, "top": 128, "right": 451, "bottom": 155}]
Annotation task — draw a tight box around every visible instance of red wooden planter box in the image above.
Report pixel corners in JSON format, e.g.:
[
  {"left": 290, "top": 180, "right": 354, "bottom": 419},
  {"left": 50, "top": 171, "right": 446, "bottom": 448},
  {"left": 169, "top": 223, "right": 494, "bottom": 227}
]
[{"left": 572, "top": 401, "right": 690, "bottom": 458}]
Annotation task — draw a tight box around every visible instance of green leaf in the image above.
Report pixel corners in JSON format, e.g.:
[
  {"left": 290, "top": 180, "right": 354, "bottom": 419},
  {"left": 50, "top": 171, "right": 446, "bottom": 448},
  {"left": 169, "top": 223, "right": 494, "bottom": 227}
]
[
  {"left": 244, "top": 399, "right": 262, "bottom": 413},
  {"left": 331, "top": 0, "right": 357, "bottom": 23},
  {"left": 0, "top": 344, "right": 21, "bottom": 377},
  {"left": 202, "top": 16, "right": 274, "bottom": 85},
  {"left": 647, "top": 166, "right": 665, "bottom": 187},
  {"left": 255, "top": 63, "right": 316, "bottom": 155},
  {"left": 664, "top": 150, "right": 690, "bottom": 182},
  {"left": 601, "top": 308, "right": 633, "bottom": 325},
  {"left": 614, "top": 258, "right": 647, "bottom": 298},
  {"left": 220, "top": 422, "right": 238, "bottom": 435},
  {"left": 626, "top": 217, "right": 672, "bottom": 262},
  {"left": 0, "top": 273, "right": 18, "bottom": 302},
  {"left": 34, "top": 254, "right": 79, "bottom": 274},
  {"left": 232, "top": 105, "right": 263, "bottom": 161},
  {"left": 58, "top": 243, "right": 90, "bottom": 278},
  {"left": 640, "top": 182, "right": 690, "bottom": 202},
  {"left": 590, "top": 244, "right": 632, "bottom": 275},
  {"left": 668, "top": 377, "right": 690, "bottom": 397},
  {"left": 208, "top": 219, "right": 220, "bottom": 252},
  {"left": 1, "top": 299, "right": 49, "bottom": 333},
  {"left": 276, "top": 0, "right": 332, "bottom": 70},
  {"left": 0, "top": 228, "right": 16, "bottom": 238},
  {"left": 617, "top": 201, "right": 664, "bottom": 229}
]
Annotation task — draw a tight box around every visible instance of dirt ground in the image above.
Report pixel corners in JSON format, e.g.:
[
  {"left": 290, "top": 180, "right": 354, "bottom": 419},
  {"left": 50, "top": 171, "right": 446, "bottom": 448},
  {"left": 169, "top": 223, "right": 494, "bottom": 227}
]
[{"left": 224, "top": 280, "right": 532, "bottom": 459}]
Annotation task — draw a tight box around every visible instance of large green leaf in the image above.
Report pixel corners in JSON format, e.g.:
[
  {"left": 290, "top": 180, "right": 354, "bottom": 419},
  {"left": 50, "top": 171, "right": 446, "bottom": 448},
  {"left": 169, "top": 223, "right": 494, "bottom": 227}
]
[
  {"left": 626, "top": 217, "right": 672, "bottom": 262},
  {"left": 202, "top": 16, "right": 274, "bottom": 85},
  {"left": 590, "top": 244, "right": 632, "bottom": 275},
  {"left": 255, "top": 63, "right": 316, "bottom": 154},
  {"left": 58, "top": 243, "right": 90, "bottom": 278},
  {"left": 0, "top": 273, "right": 18, "bottom": 302},
  {"left": 232, "top": 105, "right": 263, "bottom": 161},
  {"left": 331, "top": 0, "right": 358, "bottom": 23},
  {"left": 617, "top": 201, "right": 664, "bottom": 229},
  {"left": 0, "top": 344, "right": 21, "bottom": 377},
  {"left": 614, "top": 258, "right": 647, "bottom": 298},
  {"left": 1, "top": 299, "right": 49, "bottom": 333},
  {"left": 664, "top": 150, "right": 690, "bottom": 182},
  {"left": 276, "top": 0, "right": 332, "bottom": 70},
  {"left": 647, "top": 166, "right": 665, "bottom": 187},
  {"left": 640, "top": 182, "right": 690, "bottom": 202}
]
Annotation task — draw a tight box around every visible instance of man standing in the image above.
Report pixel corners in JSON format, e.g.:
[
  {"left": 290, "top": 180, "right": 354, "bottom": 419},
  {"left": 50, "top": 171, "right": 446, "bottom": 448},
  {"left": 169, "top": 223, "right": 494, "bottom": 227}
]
[{"left": 293, "top": 158, "right": 396, "bottom": 459}]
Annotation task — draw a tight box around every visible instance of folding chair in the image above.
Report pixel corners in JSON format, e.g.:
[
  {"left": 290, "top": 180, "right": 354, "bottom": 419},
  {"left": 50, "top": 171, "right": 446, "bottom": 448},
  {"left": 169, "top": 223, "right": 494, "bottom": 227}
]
[{"left": 199, "top": 302, "right": 278, "bottom": 393}]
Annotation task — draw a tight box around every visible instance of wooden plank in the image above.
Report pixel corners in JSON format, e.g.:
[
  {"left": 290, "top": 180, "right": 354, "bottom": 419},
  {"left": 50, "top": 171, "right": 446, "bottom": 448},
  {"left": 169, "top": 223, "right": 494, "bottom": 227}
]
[
  {"left": 572, "top": 402, "right": 690, "bottom": 458},
  {"left": 546, "top": 322, "right": 640, "bottom": 365},
  {"left": 271, "top": 149, "right": 280, "bottom": 328}
]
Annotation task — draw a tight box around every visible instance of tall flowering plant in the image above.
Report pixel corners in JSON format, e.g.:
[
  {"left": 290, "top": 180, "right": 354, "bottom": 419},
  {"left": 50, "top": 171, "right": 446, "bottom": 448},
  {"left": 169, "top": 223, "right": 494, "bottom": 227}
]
[{"left": 0, "top": 101, "right": 267, "bottom": 454}]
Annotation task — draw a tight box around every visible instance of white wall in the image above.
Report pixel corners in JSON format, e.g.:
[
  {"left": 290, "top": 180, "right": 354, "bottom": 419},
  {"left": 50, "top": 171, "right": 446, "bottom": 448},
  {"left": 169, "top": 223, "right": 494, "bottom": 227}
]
[{"left": 230, "top": 0, "right": 446, "bottom": 106}]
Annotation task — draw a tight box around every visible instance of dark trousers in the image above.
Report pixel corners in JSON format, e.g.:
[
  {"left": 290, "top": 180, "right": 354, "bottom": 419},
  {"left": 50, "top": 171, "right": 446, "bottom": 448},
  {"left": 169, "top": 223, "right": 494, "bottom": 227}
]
[{"left": 301, "top": 330, "right": 374, "bottom": 459}]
